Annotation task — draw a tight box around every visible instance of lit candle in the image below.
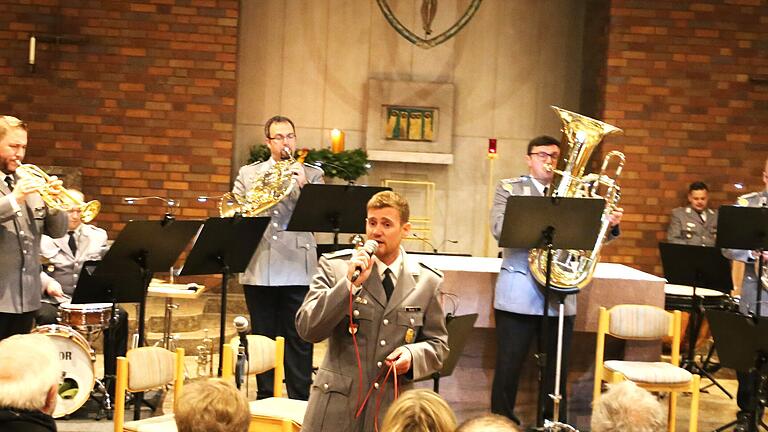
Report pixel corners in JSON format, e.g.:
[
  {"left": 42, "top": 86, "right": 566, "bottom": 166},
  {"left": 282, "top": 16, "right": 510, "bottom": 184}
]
[
  {"left": 331, "top": 129, "right": 345, "bottom": 153},
  {"left": 28, "top": 36, "right": 36, "bottom": 65}
]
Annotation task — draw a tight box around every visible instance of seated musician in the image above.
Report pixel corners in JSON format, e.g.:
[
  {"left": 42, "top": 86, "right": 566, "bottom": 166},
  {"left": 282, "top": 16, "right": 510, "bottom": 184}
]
[
  {"left": 666, "top": 181, "right": 717, "bottom": 246},
  {"left": 35, "top": 188, "right": 128, "bottom": 394}
]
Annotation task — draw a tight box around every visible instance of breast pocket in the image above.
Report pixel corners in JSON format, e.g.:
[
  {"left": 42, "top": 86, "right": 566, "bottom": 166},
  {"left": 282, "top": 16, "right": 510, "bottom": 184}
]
[{"left": 397, "top": 311, "right": 424, "bottom": 329}]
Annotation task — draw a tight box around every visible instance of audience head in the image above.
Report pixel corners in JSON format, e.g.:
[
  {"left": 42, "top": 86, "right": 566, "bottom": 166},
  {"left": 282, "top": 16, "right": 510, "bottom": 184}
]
[
  {"left": 0, "top": 334, "right": 61, "bottom": 414},
  {"left": 380, "top": 389, "right": 456, "bottom": 432},
  {"left": 591, "top": 381, "right": 665, "bottom": 432},
  {"left": 175, "top": 379, "right": 250, "bottom": 432},
  {"left": 687, "top": 181, "right": 709, "bottom": 212},
  {"left": 456, "top": 413, "right": 521, "bottom": 432}
]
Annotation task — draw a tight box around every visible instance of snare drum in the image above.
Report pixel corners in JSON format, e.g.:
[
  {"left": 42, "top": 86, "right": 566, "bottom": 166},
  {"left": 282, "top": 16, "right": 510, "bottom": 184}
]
[
  {"left": 664, "top": 284, "right": 727, "bottom": 311},
  {"left": 59, "top": 303, "right": 113, "bottom": 333},
  {"left": 31, "top": 325, "right": 95, "bottom": 418}
]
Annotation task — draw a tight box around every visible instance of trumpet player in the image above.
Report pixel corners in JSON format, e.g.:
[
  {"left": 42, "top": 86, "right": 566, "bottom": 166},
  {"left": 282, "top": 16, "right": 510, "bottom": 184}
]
[
  {"left": 233, "top": 115, "right": 324, "bottom": 400},
  {"left": 722, "top": 155, "right": 768, "bottom": 431},
  {"left": 0, "top": 115, "right": 67, "bottom": 341}
]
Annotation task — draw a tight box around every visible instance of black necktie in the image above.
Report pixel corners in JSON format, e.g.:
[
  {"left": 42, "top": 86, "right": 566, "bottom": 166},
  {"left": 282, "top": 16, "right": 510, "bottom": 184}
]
[
  {"left": 383, "top": 269, "right": 394, "bottom": 301},
  {"left": 68, "top": 231, "right": 78, "bottom": 256},
  {"left": 543, "top": 186, "right": 549, "bottom": 196},
  {"left": 4, "top": 175, "right": 13, "bottom": 191}
]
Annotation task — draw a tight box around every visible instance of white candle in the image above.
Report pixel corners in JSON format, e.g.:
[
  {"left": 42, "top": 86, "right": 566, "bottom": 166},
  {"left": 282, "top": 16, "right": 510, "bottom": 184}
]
[{"left": 29, "top": 36, "right": 36, "bottom": 64}]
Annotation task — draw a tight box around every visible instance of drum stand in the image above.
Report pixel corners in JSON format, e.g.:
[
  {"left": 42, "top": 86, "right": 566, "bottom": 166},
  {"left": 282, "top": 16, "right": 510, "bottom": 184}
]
[{"left": 681, "top": 290, "right": 732, "bottom": 398}]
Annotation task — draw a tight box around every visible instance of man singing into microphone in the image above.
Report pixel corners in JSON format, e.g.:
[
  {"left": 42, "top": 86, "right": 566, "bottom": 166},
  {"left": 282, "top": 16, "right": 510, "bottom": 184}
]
[
  {"left": 233, "top": 115, "right": 324, "bottom": 400},
  {"left": 296, "top": 191, "right": 448, "bottom": 432}
]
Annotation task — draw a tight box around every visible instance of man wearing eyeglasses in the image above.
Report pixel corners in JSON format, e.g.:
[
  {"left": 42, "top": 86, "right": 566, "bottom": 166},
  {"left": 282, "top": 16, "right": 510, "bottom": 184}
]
[
  {"left": 0, "top": 115, "right": 67, "bottom": 341},
  {"left": 232, "top": 115, "right": 324, "bottom": 400},
  {"left": 489, "top": 135, "right": 622, "bottom": 425}
]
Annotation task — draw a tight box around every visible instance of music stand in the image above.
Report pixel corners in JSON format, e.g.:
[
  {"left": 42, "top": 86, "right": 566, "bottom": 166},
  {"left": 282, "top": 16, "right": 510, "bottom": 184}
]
[
  {"left": 708, "top": 310, "right": 768, "bottom": 431},
  {"left": 94, "top": 219, "right": 202, "bottom": 420},
  {"left": 179, "top": 216, "right": 270, "bottom": 376},
  {"left": 658, "top": 243, "right": 733, "bottom": 397},
  {"left": 286, "top": 184, "right": 390, "bottom": 246},
  {"left": 415, "top": 313, "right": 478, "bottom": 393},
  {"left": 717, "top": 205, "right": 768, "bottom": 317},
  {"left": 498, "top": 196, "right": 603, "bottom": 427}
]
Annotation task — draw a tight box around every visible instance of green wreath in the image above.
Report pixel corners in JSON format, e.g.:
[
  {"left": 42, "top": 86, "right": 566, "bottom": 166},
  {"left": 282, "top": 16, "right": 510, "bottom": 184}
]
[{"left": 248, "top": 145, "right": 370, "bottom": 182}]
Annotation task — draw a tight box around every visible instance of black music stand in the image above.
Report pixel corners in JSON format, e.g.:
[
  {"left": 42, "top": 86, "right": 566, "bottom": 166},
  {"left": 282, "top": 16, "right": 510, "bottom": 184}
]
[
  {"left": 179, "top": 216, "right": 270, "bottom": 376},
  {"left": 717, "top": 205, "right": 768, "bottom": 317},
  {"left": 95, "top": 219, "right": 202, "bottom": 420},
  {"left": 416, "top": 313, "right": 478, "bottom": 393},
  {"left": 286, "top": 184, "right": 390, "bottom": 246},
  {"left": 708, "top": 310, "right": 768, "bottom": 431},
  {"left": 498, "top": 196, "right": 603, "bottom": 428},
  {"left": 658, "top": 242, "right": 733, "bottom": 397}
]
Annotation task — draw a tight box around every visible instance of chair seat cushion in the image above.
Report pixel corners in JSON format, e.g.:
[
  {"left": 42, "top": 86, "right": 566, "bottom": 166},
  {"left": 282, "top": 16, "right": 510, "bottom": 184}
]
[
  {"left": 604, "top": 360, "right": 692, "bottom": 384},
  {"left": 123, "top": 413, "right": 177, "bottom": 432},
  {"left": 249, "top": 397, "right": 308, "bottom": 425}
]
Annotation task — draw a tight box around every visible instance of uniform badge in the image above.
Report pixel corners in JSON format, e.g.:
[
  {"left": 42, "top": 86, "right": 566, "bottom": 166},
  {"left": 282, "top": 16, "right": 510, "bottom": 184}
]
[
  {"left": 349, "top": 323, "right": 358, "bottom": 335},
  {"left": 354, "top": 297, "right": 368, "bottom": 305},
  {"left": 404, "top": 328, "right": 415, "bottom": 344}
]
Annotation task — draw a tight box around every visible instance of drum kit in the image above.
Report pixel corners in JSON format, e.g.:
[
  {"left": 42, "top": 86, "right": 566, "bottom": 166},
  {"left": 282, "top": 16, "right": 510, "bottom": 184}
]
[{"left": 32, "top": 302, "right": 115, "bottom": 419}]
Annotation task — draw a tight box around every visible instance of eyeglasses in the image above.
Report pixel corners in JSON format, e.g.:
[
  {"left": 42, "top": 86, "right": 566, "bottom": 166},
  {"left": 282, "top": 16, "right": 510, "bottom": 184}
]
[
  {"left": 529, "top": 151, "right": 560, "bottom": 161},
  {"left": 268, "top": 133, "right": 296, "bottom": 143}
]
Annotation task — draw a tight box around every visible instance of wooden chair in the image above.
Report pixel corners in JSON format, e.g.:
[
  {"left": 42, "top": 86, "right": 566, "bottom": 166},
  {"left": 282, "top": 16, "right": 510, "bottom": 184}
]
[
  {"left": 113, "top": 347, "right": 185, "bottom": 432},
  {"left": 223, "top": 335, "right": 307, "bottom": 432},
  {"left": 594, "top": 305, "right": 700, "bottom": 432}
]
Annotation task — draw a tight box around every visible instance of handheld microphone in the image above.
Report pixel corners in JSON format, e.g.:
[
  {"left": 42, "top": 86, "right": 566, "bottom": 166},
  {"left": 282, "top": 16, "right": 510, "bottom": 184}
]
[
  {"left": 233, "top": 316, "right": 249, "bottom": 361},
  {"left": 351, "top": 240, "right": 378, "bottom": 282},
  {"left": 233, "top": 316, "right": 249, "bottom": 389}
]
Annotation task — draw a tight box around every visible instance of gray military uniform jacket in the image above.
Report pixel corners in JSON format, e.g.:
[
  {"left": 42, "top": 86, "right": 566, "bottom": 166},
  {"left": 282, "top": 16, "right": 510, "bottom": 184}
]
[
  {"left": 0, "top": 176, "right": 68, "bottom": 313},
  {"left": 40, "top": 223, "right": 108, "bottom": 301},
  {"left": 491, "top": 175, "right": 619, "bottom": 316},
  {"left": 722, "top": 190, "right": 768, "bottom": 316},
  {"left": 666, "top": 206, "right": 718, "bottom": 246},
  {"left": 296, "top": 249, "right": 449, "bottom": 432},
  {"left": 233, "top": 159, "right": 324, "bottom": 286}
]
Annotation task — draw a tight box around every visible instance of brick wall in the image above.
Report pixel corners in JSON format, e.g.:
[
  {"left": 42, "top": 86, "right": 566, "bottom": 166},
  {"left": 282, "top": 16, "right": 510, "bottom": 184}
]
[
  {"left": 599, "top": 0, "right": 768, "bottom": 276},
  {"left": 0, "top": 0, "right": 238, "bottom": 238}
]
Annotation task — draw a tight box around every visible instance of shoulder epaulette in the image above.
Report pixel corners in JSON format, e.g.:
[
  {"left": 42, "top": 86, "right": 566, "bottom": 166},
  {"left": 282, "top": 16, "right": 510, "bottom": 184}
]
[
  {"left": 323, "top": 248, "right": 354, "bottom": 259},
  {"left": 304, "top": 163, "right": 324, "bottom": 174},
  {"left": 418, "top": 262, "right": 443, "bottom": 278},
  {"left": 737, "top": 191, "right": 759, "bottom": 206},
  {"left": 501, "top": 175, "right": 527, "bottom": 185}
]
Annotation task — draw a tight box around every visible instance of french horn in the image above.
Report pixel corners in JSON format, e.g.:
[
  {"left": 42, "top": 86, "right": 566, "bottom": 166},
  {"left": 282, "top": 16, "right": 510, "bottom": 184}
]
[{"left": 219, "top": 147, "right": 297, "bottom": 217}]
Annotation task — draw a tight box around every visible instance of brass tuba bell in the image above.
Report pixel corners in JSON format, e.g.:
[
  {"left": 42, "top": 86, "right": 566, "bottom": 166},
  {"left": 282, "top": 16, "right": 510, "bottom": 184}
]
[
  {"left": 15, "top": 164, "right": 101, "bottom": 223},
  {"left": 528, "top": 106, "right": 625, "bottom": 290}
]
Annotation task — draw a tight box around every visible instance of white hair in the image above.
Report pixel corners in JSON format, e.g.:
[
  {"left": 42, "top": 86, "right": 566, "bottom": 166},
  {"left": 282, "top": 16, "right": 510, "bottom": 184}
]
[
  {"left": 591, "top": 381, "right": 666, "bottom": 432},
  {"left": 0, "top": 334, "right": 61, "bottom": 411}
]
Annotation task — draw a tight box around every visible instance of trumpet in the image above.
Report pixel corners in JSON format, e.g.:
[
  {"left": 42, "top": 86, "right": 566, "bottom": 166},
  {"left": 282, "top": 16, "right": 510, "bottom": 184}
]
[{"left": 15, "top": 164, "right": 101, "bottom": 223}]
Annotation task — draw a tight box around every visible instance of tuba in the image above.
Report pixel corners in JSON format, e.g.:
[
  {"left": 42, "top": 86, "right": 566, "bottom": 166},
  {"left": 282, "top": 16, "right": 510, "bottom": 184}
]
[
  {"left": 528, "top": 106, "right": 625, "bottom": 290},
  {"left": 219, "top": 147, "right": 297, "bottom": 217},
  {"left": 16, "top": 164, "right": 101, "bottom": 223}
]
